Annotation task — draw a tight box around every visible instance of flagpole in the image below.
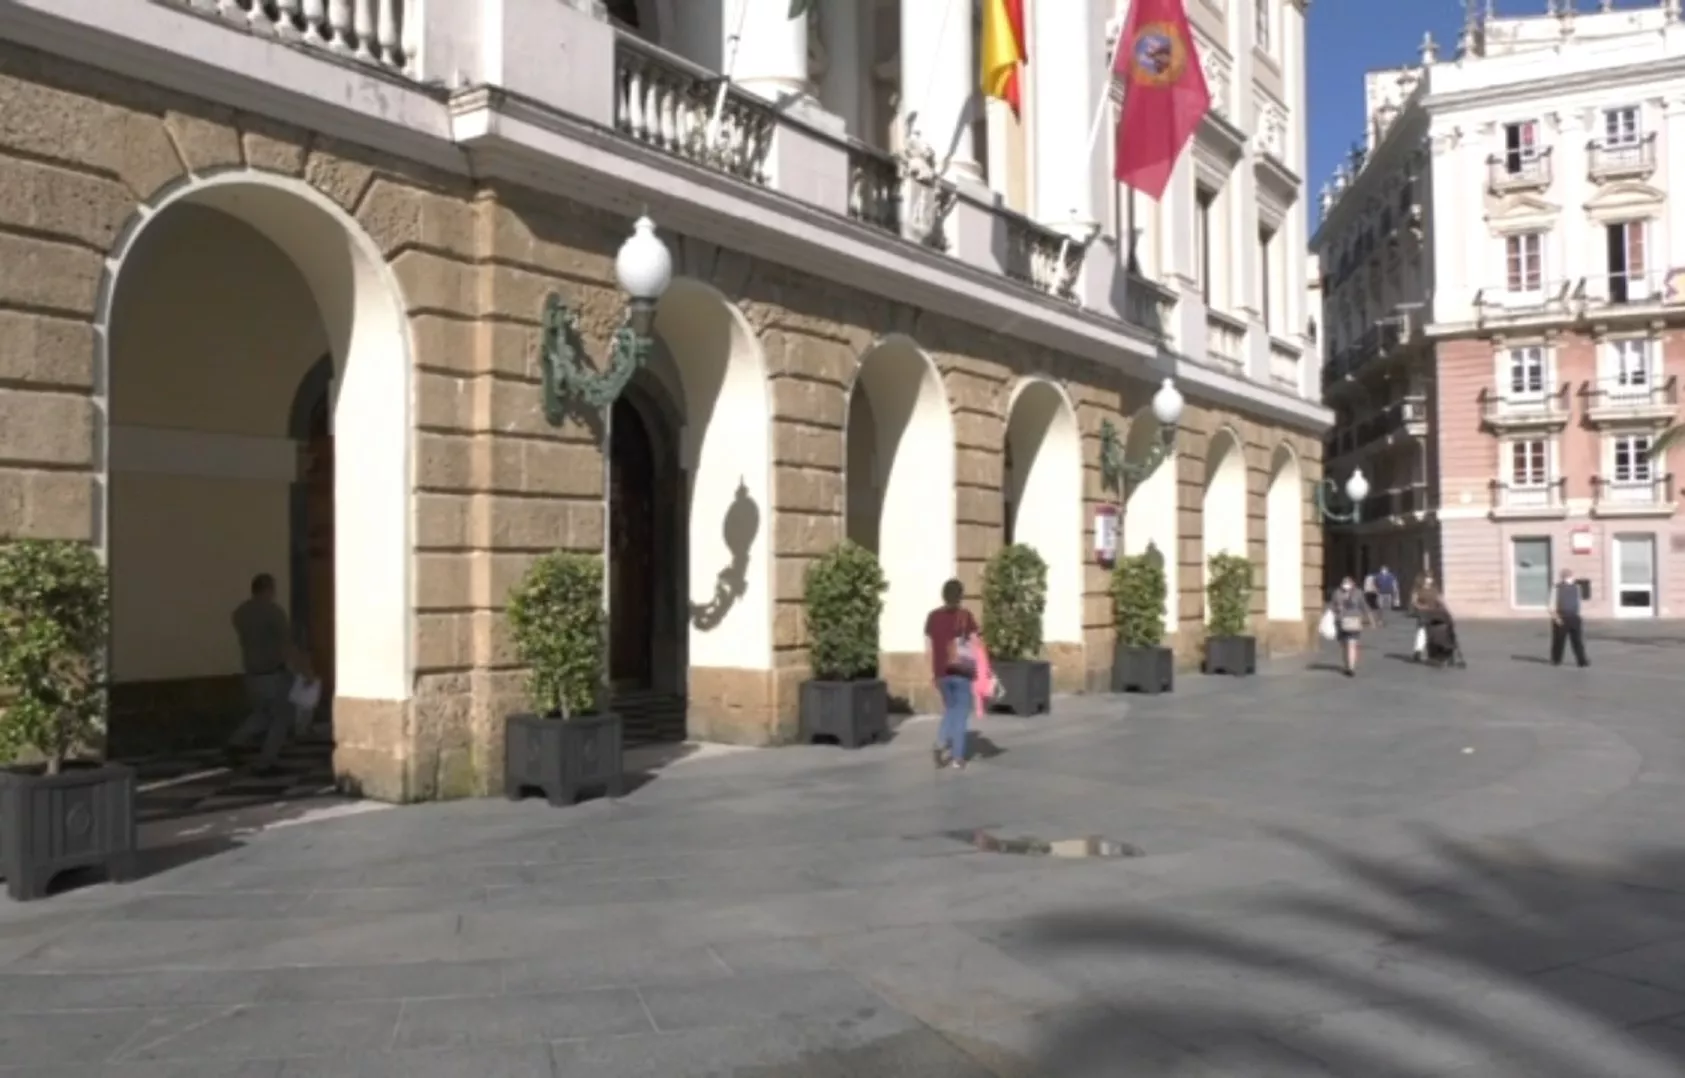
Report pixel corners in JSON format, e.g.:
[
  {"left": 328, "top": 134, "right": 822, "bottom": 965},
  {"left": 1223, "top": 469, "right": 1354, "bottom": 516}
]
[
  {"left": 1052, "top": 16, "right": 1127, "bottom": 277},
  {"left": 707, "top": 0, "right": 758, "bottom": 150}
]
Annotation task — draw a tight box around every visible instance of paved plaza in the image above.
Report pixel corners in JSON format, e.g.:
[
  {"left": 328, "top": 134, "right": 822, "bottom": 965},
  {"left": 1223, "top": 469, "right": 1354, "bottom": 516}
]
[{"left": 7, "top": 620, "right": 1685, "bottom": 1075}]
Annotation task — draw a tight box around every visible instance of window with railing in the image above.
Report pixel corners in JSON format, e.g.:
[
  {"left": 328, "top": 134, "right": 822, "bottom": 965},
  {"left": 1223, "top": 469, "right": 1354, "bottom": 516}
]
[
  {"left": 1507, "top": 345, "right": 1547, "bottom": 402},
  {"left": 1503, "top": 121, "right": 1539, "bottom": 171},
  {"left": 1603, "top": 106, "right": 1640, "bottom": 149},
  {"left": 1605, "top": 338, "right": 1654, "bottom": 398},
  {"left": 1605, "top": 220, "right": 1650, "bottom": 303},
  {"left": 1611, "top": 433, "right": 1654, "bottom": 484},
  {"left": 1506, "top": 232, "right": 1544, "bottom": 293}
]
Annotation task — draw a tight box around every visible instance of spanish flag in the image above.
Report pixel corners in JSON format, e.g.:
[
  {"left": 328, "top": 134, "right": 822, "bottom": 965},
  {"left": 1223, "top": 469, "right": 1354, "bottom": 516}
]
[{"left": 980, "top": 0, "right": 1026, "bottom": 116}]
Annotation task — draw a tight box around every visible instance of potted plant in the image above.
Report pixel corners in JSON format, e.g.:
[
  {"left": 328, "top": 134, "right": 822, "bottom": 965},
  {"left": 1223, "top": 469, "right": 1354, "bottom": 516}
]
[
  {"left": 799, "top": 541, "right": 889, "bottom": 748},
  {"left": 1110, "top": 548, "right": 1174, "bottom": 694},
  {"left": 1204, "top": 552, "right": 1258, "bottom": 676},
  {"left": 0, "top": 539, "right": 135, "bottom": 900},
  {"left": 503, "top": 551, "right": 623, "bottom": 805},
  {"left": 982, "top": 544, "right": 1052, "bottom": 714}
]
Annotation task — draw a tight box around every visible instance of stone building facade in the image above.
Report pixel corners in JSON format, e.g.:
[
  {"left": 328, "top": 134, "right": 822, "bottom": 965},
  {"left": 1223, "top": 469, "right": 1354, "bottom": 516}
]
[{"left": 0, "top": 0, "right": 1327, "bottom": 802}]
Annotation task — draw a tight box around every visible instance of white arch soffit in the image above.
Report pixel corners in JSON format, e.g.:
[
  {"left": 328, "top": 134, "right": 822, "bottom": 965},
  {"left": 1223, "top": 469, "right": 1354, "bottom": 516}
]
[
  {"left": 1120, "top": 406, "right": 1178, "bottom": 627},
  {"left": 1202, "top": 428, "right": 1248, "bottom": 562},
  {"left": 654, "top": 278, "right": 774, "bottom": 670},
  {"left": 854, "top": 334, "right": 955, "bottom": 655},
  {"left": 1266, "top": 444, "right": 1304, "bottom": 621},
  {"left": 96, "top": 171, "right": 413, "bottom": 702},
  {"left": 1005, "top": 378, "right": 1082, "bottom": 645}
]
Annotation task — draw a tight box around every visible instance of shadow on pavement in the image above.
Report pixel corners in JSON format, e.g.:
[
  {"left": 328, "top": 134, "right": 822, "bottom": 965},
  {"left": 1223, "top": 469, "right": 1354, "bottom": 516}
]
[{"left": 996, "top": 827, "right": 1685, "bottom": 1076}]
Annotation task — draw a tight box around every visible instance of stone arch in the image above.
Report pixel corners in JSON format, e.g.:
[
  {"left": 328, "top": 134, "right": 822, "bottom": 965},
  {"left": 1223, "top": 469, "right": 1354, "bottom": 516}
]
[
  {"left": 651, "top": 278, "right": 773, "bottom": 675},
  {"left": 1121, "top": 406, "right": 1179, "bottom": 627},
  {"left": 1202, "top": 426, "right": 1250, "bottom": 616},
  {"left": 844, "top": 335, "right": 956, "bottom": 654},
  {"left": 1003, "top": 378, "right": 1083, "bottom": 646},
  {"left": 97, "top": 170, "right": 413, "bottom": 709},
  {"left": 1266, "top": 443, "right": 1305, "bottom": 621}
]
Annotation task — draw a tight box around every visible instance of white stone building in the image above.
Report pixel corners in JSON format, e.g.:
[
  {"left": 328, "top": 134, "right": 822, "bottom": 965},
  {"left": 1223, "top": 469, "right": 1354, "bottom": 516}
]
[
  {"left": 1317, "top": 0, "right": 1685, "bottom": 617},
  {"left": 0, "top": 0, "right": 1324, "bottom": 799}
]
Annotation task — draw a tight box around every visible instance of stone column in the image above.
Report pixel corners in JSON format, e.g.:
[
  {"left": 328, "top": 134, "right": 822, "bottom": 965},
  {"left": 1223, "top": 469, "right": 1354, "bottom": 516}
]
[
  {"left": 727, "top": 0, "right": 812, "bottom": 102},
  {"left": 1030, "top": 0, "right": 1101, "bottom": 231},
  {"left": 900, "top": 0, "right": 981, "bottom": 181},
  {"left": 818, "top": 0, "right": 862, "bottom": 133}
]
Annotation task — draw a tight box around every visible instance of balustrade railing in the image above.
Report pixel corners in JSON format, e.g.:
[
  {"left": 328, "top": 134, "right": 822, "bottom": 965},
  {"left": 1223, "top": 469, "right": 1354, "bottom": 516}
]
[
  {"left": 1592, "top": 474, "right": 1674, "bottom": 510},
  {"left": 613, "top": 36, "right": 774, "bottom": 185},
  {"left": 845, "top": 142, "right": 900, "bottom": 235},
  {"left": 168, "top": 0, "right": 411, "bottom": 72},
  {"left": 1125, "top": 276, "right": 1176, "bottom": 337},
  {"left": 1588, "top": 134, "right": 1656, "bottom": 180},
  {"left": 1268, "top": 337, "right": 1300, "bottom": 393},
  {"left": 1204, "top": 311, "right": 1246, "bottom": 374},
  {"left": 1490, "top": 477, "right": 1567, "bottom": 514},
  {"left": 1001, "top": 213, "right": 1081, "bottom": 301}
]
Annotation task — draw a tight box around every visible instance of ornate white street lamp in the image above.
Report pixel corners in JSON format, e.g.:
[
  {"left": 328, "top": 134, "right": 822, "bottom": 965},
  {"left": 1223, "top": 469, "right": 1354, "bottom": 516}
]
[
  {"left": 1099, "top": 377, "right": 1184, "bottom": 492},
  {"left": 538, "top": 215, "right": 674, "bottom": 424},
  {"left": 1315, "top": 468, "right": 1370, "bottom": 524}
]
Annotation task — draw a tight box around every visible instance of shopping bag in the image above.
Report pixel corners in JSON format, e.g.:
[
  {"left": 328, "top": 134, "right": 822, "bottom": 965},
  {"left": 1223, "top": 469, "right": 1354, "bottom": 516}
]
[
  {"left": 1413, "top": 626, "right": 1427, "bottom": 655},
  {"left": 289, "top": 676, "right": 322, "bottom": 736},
  {"left": 1317, "top": 609, "right": 1337, "bottom": 641}
]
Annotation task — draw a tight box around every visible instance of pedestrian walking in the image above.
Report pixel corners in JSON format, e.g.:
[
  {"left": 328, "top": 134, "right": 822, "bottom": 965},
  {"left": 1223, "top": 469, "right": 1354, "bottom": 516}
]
[
  {"left": 924, "top": 578, "right": 980, "bottom": 770},
  {"left": 1362, "top": 572, "right": 1380, "bottom": 619},
  {"left": 1375, "top": 564, "right": 1399, "bottom": 626},
  {"left": 1328, "top": 576, "right": 1371, "bottom": 678},
  {"left": 1548, "top": 569, "right": 1590, "bottom": 668},
  {"left": 226, "top": 572, "right": 306, "bottom": 776}
]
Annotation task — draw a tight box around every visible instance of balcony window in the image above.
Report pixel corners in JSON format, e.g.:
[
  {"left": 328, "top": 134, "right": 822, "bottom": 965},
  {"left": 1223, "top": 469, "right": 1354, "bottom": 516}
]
[
  {"left": 1606, "top": 338, "right": 1653, "bottom": 397},
  {"left": 1502, "top": 120, "right": 1540, "bottom": 175},
  {"left": 1611, "top": 433, "right": 1654, "bottom": 484},
  {"left": 1509, "top": 438, "right": 1549, "bottom": 488},
  {"left": 1505, "top": 232, "right": 1543, "bottom": 293},
  {"left": 1606, "top": 220, "right": 1648, "bottom": 302},
  {"left": 1259, "top": 225, "right": 1275, "bottom": 331},
  {"left": 1603, "top": 106, "right": 1640, "bottom": 148},
  {"left": 1255, "top": 0, "right": 1272, "bottom": 52},
  {"left": 1507, "top": 345, "right": 1547, "bottom": 401}
]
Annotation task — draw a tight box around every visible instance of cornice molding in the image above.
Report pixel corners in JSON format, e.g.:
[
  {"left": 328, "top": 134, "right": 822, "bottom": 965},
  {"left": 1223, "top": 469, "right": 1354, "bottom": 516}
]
[{"left": 1425, "top": 55, "right": 1685, "bottom": 114}]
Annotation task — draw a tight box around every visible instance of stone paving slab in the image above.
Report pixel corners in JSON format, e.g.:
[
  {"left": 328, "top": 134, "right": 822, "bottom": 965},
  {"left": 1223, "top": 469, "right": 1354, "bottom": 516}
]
[{"left": 6, "top": 623, "right": 1685, "bottom": 1074}]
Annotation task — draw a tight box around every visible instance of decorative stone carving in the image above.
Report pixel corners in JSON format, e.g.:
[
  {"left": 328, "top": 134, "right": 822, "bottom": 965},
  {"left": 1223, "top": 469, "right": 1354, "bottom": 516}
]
[
  {"left": 1198, "top": 41, "right": 1231, "bottom": 116},
  {"left": 1254, "top": 93, "right": 1287, "bottom": 160}
]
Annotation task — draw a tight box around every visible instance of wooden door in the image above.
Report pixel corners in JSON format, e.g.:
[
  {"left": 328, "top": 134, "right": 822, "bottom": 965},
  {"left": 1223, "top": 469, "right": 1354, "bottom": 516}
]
[
  {"left": 609, "top": 398, "right": 655, "bottom": 687},
  {"left": 304, "top": 398, "right": 335, "bottom": 704}
]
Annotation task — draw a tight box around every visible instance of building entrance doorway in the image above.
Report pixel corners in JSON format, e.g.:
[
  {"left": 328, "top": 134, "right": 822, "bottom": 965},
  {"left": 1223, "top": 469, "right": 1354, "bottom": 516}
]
[
  {"left": 1613, "top": 534, "right": 1657, "bottom": 618},
  {"left": 608, "top": 388, "right": 687, "bottom": 742}
]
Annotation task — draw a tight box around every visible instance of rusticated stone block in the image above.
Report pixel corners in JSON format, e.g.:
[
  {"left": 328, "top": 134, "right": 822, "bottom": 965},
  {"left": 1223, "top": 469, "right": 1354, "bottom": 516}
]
[{"left": 0, "top": 310, "right": 96, "bottom": 389}]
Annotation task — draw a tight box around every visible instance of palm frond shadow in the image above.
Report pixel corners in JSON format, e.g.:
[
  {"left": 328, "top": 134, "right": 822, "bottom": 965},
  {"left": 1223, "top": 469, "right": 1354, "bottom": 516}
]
[{"left": 1005, "top": 827, "right": 1685, "bottom": 1076}]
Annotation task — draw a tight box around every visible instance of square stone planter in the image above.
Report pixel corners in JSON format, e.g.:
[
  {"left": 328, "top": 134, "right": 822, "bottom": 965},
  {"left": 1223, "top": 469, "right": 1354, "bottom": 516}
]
[
  {"left": 1113, "top": 645, "right": 1174, "bottom": 695},
  {"left": 0, "top": 761, "right": 137, "bottom": 901},
  {"left": 799, "top": 679, "right": 889, "bottom": 748},
  {"left": 504, "top": 711, "right": 624, "bottom": 806},
  {"left": 990, "top": 659, "right": 1051, "bottom": 715},
  {"left": 1204, "top": 635, "right": 1257, "bottom": 677}
]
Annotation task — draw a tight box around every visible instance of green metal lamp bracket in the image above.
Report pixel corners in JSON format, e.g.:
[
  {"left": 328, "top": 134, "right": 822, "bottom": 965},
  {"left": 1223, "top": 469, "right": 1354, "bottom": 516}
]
[{"left": 537, "top": 293, "right": 654, "bottom": 423}]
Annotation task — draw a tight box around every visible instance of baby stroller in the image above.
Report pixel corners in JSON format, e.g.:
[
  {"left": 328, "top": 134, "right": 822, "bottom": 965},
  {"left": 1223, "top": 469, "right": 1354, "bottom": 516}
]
[{"left": 1418, "top": 608, "right": 1465, "bottom": 669}]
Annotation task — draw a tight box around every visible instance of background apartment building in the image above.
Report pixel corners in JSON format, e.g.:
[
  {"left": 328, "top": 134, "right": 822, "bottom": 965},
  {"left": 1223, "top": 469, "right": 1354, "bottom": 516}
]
[{"left": 1315, "top": 1, "right": 1685, "bottom": 619}]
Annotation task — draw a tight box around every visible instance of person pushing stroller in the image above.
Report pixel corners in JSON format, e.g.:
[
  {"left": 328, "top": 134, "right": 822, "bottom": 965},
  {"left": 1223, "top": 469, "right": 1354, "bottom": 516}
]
[{"left": 1412, "top": 584, "right": 1463, "bottom": 668}]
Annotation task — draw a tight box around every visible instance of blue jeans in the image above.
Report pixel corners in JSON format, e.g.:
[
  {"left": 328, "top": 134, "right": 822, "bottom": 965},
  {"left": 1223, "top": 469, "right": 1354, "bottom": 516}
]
[{"left": 936, "top": 675, "right": 973, "bottom": 760}]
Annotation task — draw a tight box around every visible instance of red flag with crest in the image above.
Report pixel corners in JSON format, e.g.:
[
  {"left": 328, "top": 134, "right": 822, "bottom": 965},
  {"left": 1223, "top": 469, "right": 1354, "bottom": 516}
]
[{"left": 1112, "top": 0, "right": 1211, "bottom": 200}]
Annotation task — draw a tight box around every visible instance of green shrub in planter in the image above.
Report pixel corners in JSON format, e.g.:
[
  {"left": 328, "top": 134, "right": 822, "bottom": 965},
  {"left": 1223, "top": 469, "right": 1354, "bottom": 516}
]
[
  {"left": 1110, "top": 549, "right": 1173, "bottom": 693},
  {"left": 803, "top": 540, "right": 887, "bottom": 682},
  {"left": 0, "top": 539, "right": 109, "bottom": 771},
  {"left": 506, "top": 551, "right": 605, "bottom": 720},
  {"left": 0, "top": 539, "right": 136, "bottom": 900},
  {"left": 1111, "top": 552, "right": 1167, "bottom": 650},
  {"left": 981, "top": 544, "right": 1051, "bottom": 714},
  {"left": 982, "top": 544, "right": 1047, "bottom": 661},
  {"left": 503, "top": 551, "right": 620, "bottom": 805},
  {"left": 800, "top": 542, "right": 889, "bottom": 747},
  {"left": 1203, "top": 552, "right": 1258, "bottom": 677}
]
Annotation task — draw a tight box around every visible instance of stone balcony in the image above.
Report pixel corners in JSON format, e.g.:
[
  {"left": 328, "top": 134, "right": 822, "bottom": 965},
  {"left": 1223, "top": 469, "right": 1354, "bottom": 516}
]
[{"left": 152, "top": 0, "right": 1159, "bottom": 330}]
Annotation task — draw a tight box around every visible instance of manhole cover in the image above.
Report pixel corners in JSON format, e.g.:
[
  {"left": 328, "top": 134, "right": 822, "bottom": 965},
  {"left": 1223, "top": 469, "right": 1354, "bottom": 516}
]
[{"left": 946, "top": 829, "right": 1142, "bottom": 859}]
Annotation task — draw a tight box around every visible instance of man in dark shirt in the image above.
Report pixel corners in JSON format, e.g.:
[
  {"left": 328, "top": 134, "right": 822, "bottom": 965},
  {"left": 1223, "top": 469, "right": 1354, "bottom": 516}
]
[
  {"left": 227, "top": 573, "right": 299, "bottom": 774},
  {"left": 1547, "top": 568, "right": 1589, "bottom": 668},
  {"left": 924, "top": 578, "right": 978, "bottom": 770}
]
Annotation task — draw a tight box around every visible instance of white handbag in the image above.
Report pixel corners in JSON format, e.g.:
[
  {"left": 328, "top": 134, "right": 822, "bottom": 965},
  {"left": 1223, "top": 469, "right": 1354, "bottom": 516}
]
[
  {"left": 1317, "top": 609, "right": 1337, "bottom": 641},
  {"left": 289, "top": 676, "right": 322, "bottom": 735}
]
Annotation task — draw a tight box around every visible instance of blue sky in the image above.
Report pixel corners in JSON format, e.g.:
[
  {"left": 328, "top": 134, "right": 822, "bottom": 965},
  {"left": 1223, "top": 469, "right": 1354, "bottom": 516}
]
[
  {"left": 1306, "top": 1, "right": 1663, "bottom": 219},
  {"left": 1305, "top": 0, "right": 1466, "bottom": 220}
]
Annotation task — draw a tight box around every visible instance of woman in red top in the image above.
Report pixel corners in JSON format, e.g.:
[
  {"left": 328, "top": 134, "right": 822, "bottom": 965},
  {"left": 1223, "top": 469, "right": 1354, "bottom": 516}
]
[{"left": 924, "top": 578, "right": 979, "bottom": 769}]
